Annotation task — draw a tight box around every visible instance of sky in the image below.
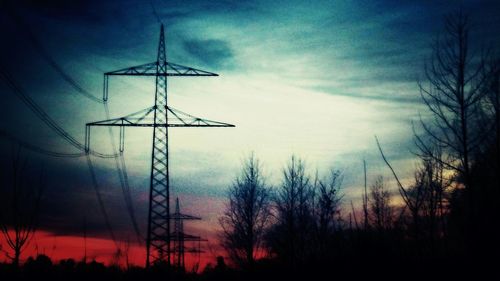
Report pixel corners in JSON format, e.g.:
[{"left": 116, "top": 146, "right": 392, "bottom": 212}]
[{"left": 0, "top": 0, "right": 499, "bottom": 268}]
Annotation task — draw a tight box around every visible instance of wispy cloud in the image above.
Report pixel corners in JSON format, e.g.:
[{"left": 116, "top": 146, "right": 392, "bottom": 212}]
[{"left": 182, "top": 39, "right": 234, "bottom": 69}]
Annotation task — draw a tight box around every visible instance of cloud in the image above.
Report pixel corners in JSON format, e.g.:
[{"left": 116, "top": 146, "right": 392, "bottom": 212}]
[
  {"left": 182, "top": 39, "right": 234, "bottom": 69},
  {"left": 2, "top": 0, "right": 500, "bottom": 246},
  {"left": 310, "top": 86, "right": 421, "bottom": 104}
]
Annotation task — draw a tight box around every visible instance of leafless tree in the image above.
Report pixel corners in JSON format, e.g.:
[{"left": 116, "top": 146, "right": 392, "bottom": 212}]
[
  {"left": 349, "top": 201, "right": 359, "bottom": 230},
  {"left": 268, "top": 156, "right": 315, "bottom": 265},
  {"left": 408, "top": 150, "right": 450, "bottom": 253},
  {"left": 0, "top": 148, "right": 44, "bottom": 267},
  {"left": 411, "top": 11, "right": 500, "bottom": 254},
  {"left": 362, "top": 160, "right": 369, "bottom": 230},
  {"left": 376, "top": 137, "right": 425, "bottom": 240},
  {"left": 315, "top": 169, "right": 343, "bottom": 249},
  {"left": 415, "top": 10, "right": 489, "bottom": 194},
  {"left": 427, "top": 158, "right": 448, "bottom": 237},
  {"left": 377, "top": 137, "right": 449, "bottom": 252},
  {"left": 219, "top": 154, "right": 271, "bottom": 267},
  {"left": 481, "top": 56, "right": 500, "bottom": 167},
  {"left": 471, "top": 55, "right": 500, "bottom": 250},
  {"left": 368, "top": 176, "right": 393, "bottom": 231}
]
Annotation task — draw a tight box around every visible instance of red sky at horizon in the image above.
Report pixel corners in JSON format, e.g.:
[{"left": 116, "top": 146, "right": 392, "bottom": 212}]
[{"left": 0, "top": 230, "right": 223, "bottom": 271}]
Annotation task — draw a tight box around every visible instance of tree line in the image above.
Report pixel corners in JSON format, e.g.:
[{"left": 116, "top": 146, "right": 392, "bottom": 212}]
[{"left": 219, "top": 10, "right": 500, "bottom": 275}]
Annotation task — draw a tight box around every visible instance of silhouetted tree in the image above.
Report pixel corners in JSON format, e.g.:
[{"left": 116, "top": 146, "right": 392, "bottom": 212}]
[
  {"left": 484, "top": 55, "right": 500, "bottom": 155},
  {"left": 316, "top": 169, "right": 343, "bottom": 236},
  {"left": 408, "top": 151, "right": 449, "bottom": 251},
  {"left": 219, "top": 154, "right": 271, "bottom": 267},
  {"left": 0, "top": 148, "right": 44, "bottom": 267},
  {"left": 368, "top": 176, "right": 393, "bottom": 231},
  {"left": 460, "top": 55, "right": 500, "bottom": 254},
  {"left": 483, "top": 53, "right": 500, "bottom": 227},
  {"left": 481, "top": 56, "right": 500, "bottom": 169},
  {"left": 267, "top": 156, "right": 315, "bottom": 265},
  {"left": 421, "top": 153, "right": 448, "bottom": 240},
  {"left": 362, "top": 160, "right": 369, "bottom": 230},
  {"left": 377, "top": 137, "right": 427, "bottom": 245},
  {"left": 377, "top": 137, "right": 450, "bottom": 254},
  {"left": 413, "top": 10, "right": 498, "bottom": 255},
  {"left": 414, "top": 10, "right": 488, "bottom": 203}
]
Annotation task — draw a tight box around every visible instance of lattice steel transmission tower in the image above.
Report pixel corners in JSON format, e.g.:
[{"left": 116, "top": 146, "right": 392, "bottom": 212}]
[
  {"left": 85, "top": 25, "right": 234, "bottom": 267},
  {"left": 171, "top": 197, "right": 207, "bottom": 270}
]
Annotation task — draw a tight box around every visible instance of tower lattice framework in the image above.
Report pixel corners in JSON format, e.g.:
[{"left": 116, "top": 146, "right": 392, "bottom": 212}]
[
  {"left": 85, "top": 25, "right": 234, "bottom": 267},
  {"left": 171, "top": 197, "right": 206, "bottom": 270}
]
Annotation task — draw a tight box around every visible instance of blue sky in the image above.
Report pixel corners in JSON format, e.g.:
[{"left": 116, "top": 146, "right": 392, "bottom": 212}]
[{"left": 1, "top": 0, "right": 499, "bottom": 242}]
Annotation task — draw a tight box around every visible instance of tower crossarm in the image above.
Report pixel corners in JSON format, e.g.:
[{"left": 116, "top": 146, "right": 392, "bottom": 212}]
[
  {"left": 170, "top": 232, "right": 208, "bottom": 242},
  {"left": 85, "top": 106, "right": 234, "bottom": 152},
  {"left": 185, "top": 248, "right": 206, "bottom": 254},
  {"left": 86, "top": 106, "right": 235, "bottom": 128},
  {"left": 150, "top": 234, "right": 208, "bottom": 242},
  {"left": 105, "top": 61, "right": 219, "bottom": 77},
  {"left": 87, "top": 106, "right": 156, "bottom": 126},
  {"left": 170, "top": 213, "right": 202, "bottom": 220}
]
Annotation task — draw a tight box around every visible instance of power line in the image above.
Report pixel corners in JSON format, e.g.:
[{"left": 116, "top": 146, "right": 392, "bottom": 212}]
[
  {"left": 0, "top": 129, "right": 85, "bottom": 158},
  {"left": 103, "top": 103, "right": 143, "bottom": 244},
  {"left": 4, "top": 1, "right": 142, "bottom": 244},
  {"left": 86, "top": 154, "right": 119, "bottom": 249},
  {"left": 1, "top": 2, "right": 141, "bottom": 251},
  {"left": 149, "top": 0, "right": 162, "bottom": 24},
  {"left": 0, "top": 66, "right": 123, "bottom": 249},
  {"left": 2, "top": 1, "right": 103, "bottom": 104},
  {"left": 0, "top": 23, "right": 141, "bottom": 247},
  {"left": 0, "top": 67, "right": 117, "bottom": 159}
]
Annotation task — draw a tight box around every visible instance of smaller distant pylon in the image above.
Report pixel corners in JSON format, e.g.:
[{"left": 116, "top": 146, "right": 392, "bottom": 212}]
[{"left": 171, "top": 197, "right": 207, "bottom": 270}]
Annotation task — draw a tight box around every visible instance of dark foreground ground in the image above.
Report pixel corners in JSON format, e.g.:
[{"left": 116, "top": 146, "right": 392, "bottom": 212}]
[{"left": 1, "top": 254, "right": 497, "bottom": 281}]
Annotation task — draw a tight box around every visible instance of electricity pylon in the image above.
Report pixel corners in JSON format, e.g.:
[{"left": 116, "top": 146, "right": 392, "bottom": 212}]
[
  {"left": 171, "top": 197, "right": 207, "bottom": 270},
  {"left": 85, "top": 25, "right": 234, "bottom": 267}
]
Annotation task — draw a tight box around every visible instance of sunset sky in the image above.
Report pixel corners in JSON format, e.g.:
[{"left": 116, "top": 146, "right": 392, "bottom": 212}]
[{"left": 1, "top": 0, "right": 499, "bottom": 268}]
